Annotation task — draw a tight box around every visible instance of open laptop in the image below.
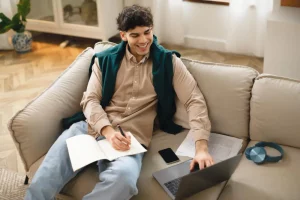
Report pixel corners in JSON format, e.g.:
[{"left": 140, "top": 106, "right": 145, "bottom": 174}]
[{"left": 153, "top": 154, "right": 242, "bottom": 200}]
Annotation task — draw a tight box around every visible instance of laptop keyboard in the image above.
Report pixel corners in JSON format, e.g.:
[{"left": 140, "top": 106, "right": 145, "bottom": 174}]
[{"left": 164, "top": 177, "right": 182, "bottom": 196}]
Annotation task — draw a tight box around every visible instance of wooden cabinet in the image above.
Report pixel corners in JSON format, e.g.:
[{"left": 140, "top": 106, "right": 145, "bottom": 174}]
[{"left": 27, "top": 0, "right": 123, "bottom": 40}]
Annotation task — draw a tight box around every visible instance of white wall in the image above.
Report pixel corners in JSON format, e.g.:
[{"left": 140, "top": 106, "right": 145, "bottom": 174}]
[
  {"left": 263, "top": 0, "right": 300, "bottom": 80},
  {"left": 183, "top": 2, "right": 229, "bottom": 52},
  {"left": 123, "top": 0, "right": 299, "bottom": 60},
  {"left": 124, "top": 0, "right": 235, "bottom": 53}
]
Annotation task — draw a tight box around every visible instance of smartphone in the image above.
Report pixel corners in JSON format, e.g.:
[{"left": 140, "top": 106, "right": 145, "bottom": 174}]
[{"left": 158, "top": 148, "right": 180, "bottom": 164}]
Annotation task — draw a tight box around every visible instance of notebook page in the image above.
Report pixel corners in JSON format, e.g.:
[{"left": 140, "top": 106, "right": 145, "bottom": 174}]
[
  {"left": 66, "top": 134, "right": 106, "bottom": 171},
  {"left": 98, "top": 132, "right": 147, "bottom": 161}
]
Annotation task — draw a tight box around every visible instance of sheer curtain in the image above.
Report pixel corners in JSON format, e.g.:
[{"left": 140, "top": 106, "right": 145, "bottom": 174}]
[
  {"left": 227, "top": 0, "right": 273, "bottom": 57},
  {"left": 152, "top": 0, "right": 184, "bottom": 45}
]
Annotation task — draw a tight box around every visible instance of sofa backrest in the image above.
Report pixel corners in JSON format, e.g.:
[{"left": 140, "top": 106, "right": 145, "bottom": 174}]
[
  {"left": 8, "top": 48, "right": 94, "bottom": 170},
  {"left": 94, "top": 42, "right": 259, "bottom": 139},
  {"left": 250, "top": 74, "right": 300, "bottom": 148},
  {"left": 93, "top": 41, "right": 117, "bottom": 53},
  {"left": 175, "top": 59, "right": 259, "bottom": 139}
]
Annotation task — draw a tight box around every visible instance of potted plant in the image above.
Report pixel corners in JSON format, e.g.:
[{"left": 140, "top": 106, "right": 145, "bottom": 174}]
[{"left": 0, "top": 0, "right": 31, "bottom": 53}]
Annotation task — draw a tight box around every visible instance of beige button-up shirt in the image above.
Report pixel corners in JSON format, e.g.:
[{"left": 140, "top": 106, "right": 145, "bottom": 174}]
[{"left": 80, "top": 46, "right": 211, "bottom": 147}]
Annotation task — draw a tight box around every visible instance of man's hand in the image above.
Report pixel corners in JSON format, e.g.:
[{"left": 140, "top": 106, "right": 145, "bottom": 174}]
[
  {"left": 190, "top": 140, "right": 214, "bottom": 171},
  {"left": 101, "top": 126, "right": 131, "bottom": 151}
]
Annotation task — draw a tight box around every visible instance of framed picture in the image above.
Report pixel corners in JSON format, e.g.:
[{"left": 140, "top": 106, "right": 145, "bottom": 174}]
[{"left": 281, "top": 0, "right": 300, "bottom": 7}]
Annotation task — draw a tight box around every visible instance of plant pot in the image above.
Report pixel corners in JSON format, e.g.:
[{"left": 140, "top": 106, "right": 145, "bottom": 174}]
[{"left": 12, "top": 31, "right": 32, "bottom": 53}]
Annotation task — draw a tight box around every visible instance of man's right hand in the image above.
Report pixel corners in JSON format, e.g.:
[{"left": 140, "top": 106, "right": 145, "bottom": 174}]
[{"left": 101, "top": 125, "right": 131, "bottom": 151}]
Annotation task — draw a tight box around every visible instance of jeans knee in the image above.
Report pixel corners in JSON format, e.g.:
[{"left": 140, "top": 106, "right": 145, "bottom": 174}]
[
  {"left": 123, "top": 176, "right": 138, "bottom": 196},
  {"left": 25, "top": 180, "right": 51, "bottom": 200},
  {"left": 109, "top": 168, "right": 138, "bottom": 196}
]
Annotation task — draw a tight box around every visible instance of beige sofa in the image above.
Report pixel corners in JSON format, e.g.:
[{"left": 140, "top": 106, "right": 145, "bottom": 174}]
[{"left": 8, "top": 42, "right": 300, "bottom": 200}]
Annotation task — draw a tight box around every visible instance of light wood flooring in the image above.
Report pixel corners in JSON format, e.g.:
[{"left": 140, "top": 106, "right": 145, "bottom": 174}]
[{"left": 0, "top": 32, "right": 263, "bottom": 175}]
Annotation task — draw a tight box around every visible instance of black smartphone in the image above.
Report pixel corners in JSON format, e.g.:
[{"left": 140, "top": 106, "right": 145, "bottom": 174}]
[{"left": 158, "top": 148, "right": 180, "bottom": 164}]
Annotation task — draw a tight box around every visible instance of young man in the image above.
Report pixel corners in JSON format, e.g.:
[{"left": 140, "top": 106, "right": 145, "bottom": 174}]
[{"left": 25, "top": 5, "right": 213, "bottom": 200}]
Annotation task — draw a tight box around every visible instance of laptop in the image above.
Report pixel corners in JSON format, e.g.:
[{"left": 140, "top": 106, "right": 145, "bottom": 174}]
[{"left": 153, "top": 154, "right": 242, "bottom": 200}]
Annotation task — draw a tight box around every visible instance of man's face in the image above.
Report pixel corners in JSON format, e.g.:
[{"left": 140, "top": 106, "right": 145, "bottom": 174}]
[{"left": 120, "top": 26, "right": 153, "bottom": 61}]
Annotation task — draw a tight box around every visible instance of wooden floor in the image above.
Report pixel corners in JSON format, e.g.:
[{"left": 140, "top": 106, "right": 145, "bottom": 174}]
[{"left": 0, "top": 33, "right": 263, "bottom": 175}]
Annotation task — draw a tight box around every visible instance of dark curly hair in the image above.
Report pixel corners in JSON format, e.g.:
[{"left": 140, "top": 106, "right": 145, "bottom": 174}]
[{"left": 116, "top": 5, "right": 153, "bottom": 31}]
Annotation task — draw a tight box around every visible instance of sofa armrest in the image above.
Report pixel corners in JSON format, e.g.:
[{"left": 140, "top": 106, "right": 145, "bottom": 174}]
[{"left": 8, "top": 48, "right": 94, "bottom": 171}]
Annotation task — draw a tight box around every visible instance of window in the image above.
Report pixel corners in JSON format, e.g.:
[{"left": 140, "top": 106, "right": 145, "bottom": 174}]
[
  {"left": 281, "top": 0, "right": 300, "bottom": 7},
  {"left": 183, "top": 0, "right": 230, "bottom": 6}
]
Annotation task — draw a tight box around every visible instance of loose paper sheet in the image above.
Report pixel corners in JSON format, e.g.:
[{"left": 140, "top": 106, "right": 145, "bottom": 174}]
[{"left": 176, "top": 131, "right": 243, "bottom": 163}]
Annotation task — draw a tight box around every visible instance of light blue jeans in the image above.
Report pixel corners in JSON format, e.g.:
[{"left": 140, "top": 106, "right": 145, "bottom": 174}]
[{"left": 25, "top": 121, "right": 144, "bottom": 200}]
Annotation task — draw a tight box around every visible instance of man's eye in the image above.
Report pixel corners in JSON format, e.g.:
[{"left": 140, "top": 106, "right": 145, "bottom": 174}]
[
  {"left": 145, "top": 32, "right": 150, "bottom": 35},
  {"left": 131, "top": 35, "right": 138, "bottom": 38}
]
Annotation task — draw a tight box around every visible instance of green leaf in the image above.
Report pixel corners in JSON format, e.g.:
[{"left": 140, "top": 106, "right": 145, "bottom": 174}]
[
  {"left": 0, "top": 13, "right": 13, "bottom": 33},
  {"left": 0, "top": 13, "right": 12, "bottom": 24},
  {"left": 18, "top": 0, "right": 31, "bottom": 22},
  {"left": 0, "top": 24, "right": 14, "bottom": 34},
  {"left": 11, "top": 13, "right": 24, "bottom": 33},
  {"left": 12, "top": 13, "right": 21, "bottom": 24}
]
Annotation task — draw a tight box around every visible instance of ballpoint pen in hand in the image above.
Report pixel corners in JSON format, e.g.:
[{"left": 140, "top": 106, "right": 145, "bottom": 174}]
[
  {"left": 117, "top": 124, "right": 131, "bottom": 147},
  {"left": 117, "top": 124, "right": 126, "bottom": 137}
]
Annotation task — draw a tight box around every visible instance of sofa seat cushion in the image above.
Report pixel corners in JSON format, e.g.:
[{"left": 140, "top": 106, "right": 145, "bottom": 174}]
[
  {"left": 132, "top": 129, "right": 226, "bottom": 200},
  {"left": 218, "top": 141, "right": 300, "bottom": 200},
  {"left": 61, "top": 164, "right": 99, "bottom": 199},
  {"left": 28, "top": 130, "right": 229, "bottom": 200}
]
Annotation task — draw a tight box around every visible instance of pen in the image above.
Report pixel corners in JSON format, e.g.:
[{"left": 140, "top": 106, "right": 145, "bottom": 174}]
[{"left": 117, "top": 124, "right": 126, "bottom": 137}]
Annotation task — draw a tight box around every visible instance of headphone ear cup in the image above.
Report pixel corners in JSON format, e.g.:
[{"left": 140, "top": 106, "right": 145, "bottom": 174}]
[{"left": 245, "top": 147, "right": 253, "bottom": 160}]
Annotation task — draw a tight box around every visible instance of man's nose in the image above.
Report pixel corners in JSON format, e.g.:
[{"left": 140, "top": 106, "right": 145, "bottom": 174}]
[{"left": 139, "top": 34, "right": 147, "bottom": 43}]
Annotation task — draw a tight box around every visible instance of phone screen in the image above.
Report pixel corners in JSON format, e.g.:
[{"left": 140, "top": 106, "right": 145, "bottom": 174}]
[{"left": 158, "top": 148, "right": 180, "bottom": 164}]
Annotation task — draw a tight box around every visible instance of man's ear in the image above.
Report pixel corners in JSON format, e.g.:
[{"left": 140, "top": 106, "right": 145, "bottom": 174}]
[{"left": 120, "top": 31, "right": 127, "bottom": 41}]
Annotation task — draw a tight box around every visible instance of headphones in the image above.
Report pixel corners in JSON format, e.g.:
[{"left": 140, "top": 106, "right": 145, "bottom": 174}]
[{"left": 245, "top": 142, "right": 284, "bottom": 164}]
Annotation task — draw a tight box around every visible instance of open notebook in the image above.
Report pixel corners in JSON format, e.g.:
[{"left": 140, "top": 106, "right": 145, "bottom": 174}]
[{"left": 66, "top": 132, "right": 147, "bottom": 171}]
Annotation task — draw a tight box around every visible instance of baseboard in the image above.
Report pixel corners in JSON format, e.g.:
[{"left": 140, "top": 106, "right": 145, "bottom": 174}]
[{"left": 184, "top": 35, "right": 227, "bottom": 52}]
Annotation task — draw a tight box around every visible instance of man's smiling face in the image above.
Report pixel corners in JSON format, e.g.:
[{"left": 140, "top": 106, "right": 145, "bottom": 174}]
[{"left": 120, "top": 26, "right": 153, "bottom": 62}]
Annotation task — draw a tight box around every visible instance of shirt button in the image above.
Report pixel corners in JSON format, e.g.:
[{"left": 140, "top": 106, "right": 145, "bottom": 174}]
[
  {"left": 132, "top": 97, "right": 135, "bottom": 99},
  {"left": 134, "top": 81, "right": 137, "bottom": 84},
  {"left": 128, "top": 107, "right": 131, "bottom": 110}
]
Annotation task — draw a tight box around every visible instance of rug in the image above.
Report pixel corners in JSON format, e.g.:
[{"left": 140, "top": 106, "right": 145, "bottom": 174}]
[
  {"left": 0, "top": 168, "right": 67, "bottom": 200},
  {"left": 0, "top": 168, "right": 28, "bottom": 200}
]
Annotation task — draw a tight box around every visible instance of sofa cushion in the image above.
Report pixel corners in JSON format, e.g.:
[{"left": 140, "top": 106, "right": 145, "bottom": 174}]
[
  {"left": 28, "top": 154, "right": 98, "bottom": 200},
  {"left": 250, "top": 75, "right": 300, "bottom": 148},
  {"left": 61, "top": 164, "right": 99, "bottom": 199},
  {"left": 42, "top": 129, "right": 228, "bottom": 200},
  {"left": 175, "top": 59, "right": 259, "bottom": 139},
  {"left": 218, "top": 140, "right": 300, "bottom": 200},
  {"left": 8, "top": 48, "right": 94, "bottom": 171},
  {"left": 93, "top": 41, "right": 116, "bottom": 53},
  {"left": 132, "top": 129, "right": 227, "bottom": 200}
]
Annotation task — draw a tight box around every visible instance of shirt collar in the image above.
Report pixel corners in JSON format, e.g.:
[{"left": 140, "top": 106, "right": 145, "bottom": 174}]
[{"left": 125, "top": 44, "right": 150, "bottom": 64}]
